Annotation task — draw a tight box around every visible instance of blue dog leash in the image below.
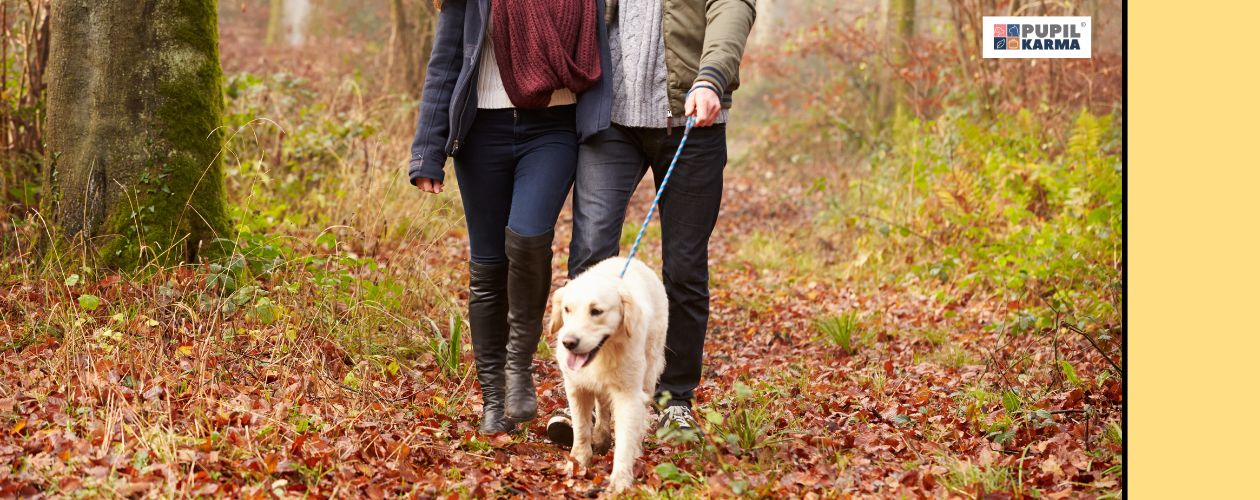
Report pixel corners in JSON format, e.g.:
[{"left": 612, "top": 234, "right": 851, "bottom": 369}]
[{"left": 620, "top": 115, "right": 697, "bottom": 278}]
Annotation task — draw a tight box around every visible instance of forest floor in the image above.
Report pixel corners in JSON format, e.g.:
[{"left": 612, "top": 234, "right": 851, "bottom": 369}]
[{"left": 0, "top": 152, "right": 1123, "bottom": 497}]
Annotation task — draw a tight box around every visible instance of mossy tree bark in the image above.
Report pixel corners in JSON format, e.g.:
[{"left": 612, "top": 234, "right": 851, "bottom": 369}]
[{"left": 44, "top": 0, "right": 232, "bottom": 269}]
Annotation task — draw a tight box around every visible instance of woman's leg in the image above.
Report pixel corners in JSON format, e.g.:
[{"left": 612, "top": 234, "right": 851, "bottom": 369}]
[
  {"left": 503, "top": 106, "right": 579, "bottom": 423},
  {"left": 453, "top": 109, "right": 516, "bottom": 434}
]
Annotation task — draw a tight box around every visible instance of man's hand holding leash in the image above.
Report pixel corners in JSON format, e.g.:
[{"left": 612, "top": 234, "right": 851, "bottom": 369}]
[{"left": 686, "top": 83, "right": 722, "bottom": 127}]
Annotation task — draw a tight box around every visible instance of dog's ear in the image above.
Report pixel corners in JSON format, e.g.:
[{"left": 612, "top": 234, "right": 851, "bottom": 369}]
[
  {"left": 548, "top": 286, "right": 565, "bottom": 337},
  {"left": 619, "top": 284, "right": 643, "bottom": 339}
]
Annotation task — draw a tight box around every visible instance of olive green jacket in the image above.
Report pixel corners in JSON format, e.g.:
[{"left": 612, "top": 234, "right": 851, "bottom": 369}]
[{"left": 609, "top": 0, "right": 757, "bottom": 118}]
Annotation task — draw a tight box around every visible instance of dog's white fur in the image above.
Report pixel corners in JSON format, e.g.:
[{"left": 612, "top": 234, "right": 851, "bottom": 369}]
[{"left": 551, "top": 257, "right": 668, "bottom": 492}]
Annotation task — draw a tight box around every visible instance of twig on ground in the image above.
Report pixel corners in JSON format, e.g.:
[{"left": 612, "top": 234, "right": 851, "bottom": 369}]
[{"left": 1061, "top": 322, "right": 1123, "bottom": 377}]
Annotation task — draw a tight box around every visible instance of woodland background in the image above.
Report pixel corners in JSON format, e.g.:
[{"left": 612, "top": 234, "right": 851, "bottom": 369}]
[{"left": 1, "top": 0, "right": 1123, "bottom": 497}]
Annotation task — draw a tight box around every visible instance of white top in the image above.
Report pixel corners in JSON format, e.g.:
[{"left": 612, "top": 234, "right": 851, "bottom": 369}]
[{"left": 477, "top": 32, "right": 576, "bottom": 109}]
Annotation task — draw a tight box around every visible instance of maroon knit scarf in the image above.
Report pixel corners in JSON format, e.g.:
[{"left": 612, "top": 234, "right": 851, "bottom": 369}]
[{"left": 490, "top": 0, "right": 601, "bottom": 109}]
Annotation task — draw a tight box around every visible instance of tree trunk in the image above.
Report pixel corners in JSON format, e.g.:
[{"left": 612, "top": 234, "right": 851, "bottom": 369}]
[
  {"left": 1, "top": 1, "right": 50, "bottom": 200},
  {"left": 883, "top": 0, "right": 916, "bottom": 119},
  {"left": 387, "top": 0, "right": 412, "bottom": 92},
  {"left": 265, "top": 0, "right": 283, "bottom": 46},
  {"left": 388, "top": 0, "right": 436, "bottom": 97},
  {"left": 416, "top": 0, "right": 436, "bottom": 87},
  {"left": 44, "top": 0, "right": 232, "bottom": 269}
]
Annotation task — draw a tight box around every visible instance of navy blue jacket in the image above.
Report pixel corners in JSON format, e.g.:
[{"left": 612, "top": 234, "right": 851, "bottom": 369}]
[{"left": 407, "top": 0, "right": 613, "bottom": 184}]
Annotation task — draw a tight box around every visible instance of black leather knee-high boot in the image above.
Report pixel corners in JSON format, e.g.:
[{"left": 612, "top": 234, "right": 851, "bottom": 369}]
[
  {"left": 468, "top": 262, "right": 513, "bottom": 434},
  {"left": 504, "top": 228, "right": 554, "bottom": 424}
]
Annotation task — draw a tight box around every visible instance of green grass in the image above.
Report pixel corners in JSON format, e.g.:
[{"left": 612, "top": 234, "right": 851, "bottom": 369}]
[
  {"left": 1104, "top": 421, "right": 1123, "bottom": 446},
  {"left": 535, "top": 337, "right": 554, "bottom": 360},
  {"left": 930, "top": 342, "right": 980, "bottom": 369},
  {"left": 428, "top": 314, "right": 467, "bottom": 381},
  {"left": 620, "top": 221, "right": 661, "bottom": 248},
  {"left": 722, "top": 404, "right": 775, "bottom": 453},
  {"left": 916, "top": 328, "right": 949, "bottom": 347},
  {"left": 806, "top": 110, "right": 1121, "bottom": 335},
  {"left": 941, "top": 458, "right": 1016, "bottom": 496},
  {"left": 733, "top": 230, "right": 823, "bottom": 274},
  {"left": 813, "top": 312, "right": 865, "bottom": 354}
]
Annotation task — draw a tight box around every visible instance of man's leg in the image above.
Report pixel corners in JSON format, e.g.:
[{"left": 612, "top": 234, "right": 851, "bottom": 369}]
[
  {"left": 548, "top": 124, "right": 649, "bottom": 446},
  {"left": 650, "top": 124, "right": 728, "bottom": 408},
  {"left": 567, "top": 125, "right": 649, "bottom": 279}
]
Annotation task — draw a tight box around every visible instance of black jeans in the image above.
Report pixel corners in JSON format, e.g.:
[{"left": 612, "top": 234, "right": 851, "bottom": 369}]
[
  {"left": 454, "top": 106, "right": 578, "bottom": 265},
  {"left": 568, "top": 123, "right": 727, "bottom": 405}
]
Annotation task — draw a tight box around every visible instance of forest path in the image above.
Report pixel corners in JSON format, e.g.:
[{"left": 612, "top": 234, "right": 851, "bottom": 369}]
[
  {"left": 491, "top": 147, "right": 1122, "bottom": 496},
  {"left": 0, "top": 146, "right": 1121, "bottom": 499}
]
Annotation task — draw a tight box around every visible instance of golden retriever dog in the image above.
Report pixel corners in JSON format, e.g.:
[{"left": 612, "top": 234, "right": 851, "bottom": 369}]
[{"left": 550, "top": 257, "right": 668, "bottom": 492}]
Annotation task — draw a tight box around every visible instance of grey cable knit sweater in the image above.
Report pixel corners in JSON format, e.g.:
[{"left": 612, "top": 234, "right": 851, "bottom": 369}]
[{"left": 609, "top": 0, "right": 728, "bottom": 129}]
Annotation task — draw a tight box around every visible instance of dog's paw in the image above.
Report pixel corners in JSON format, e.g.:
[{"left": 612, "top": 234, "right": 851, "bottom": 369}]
[
  {"left": 606, "top": 472, "right": 634, "bottom": 493},
  {"left": 570, "top": 447, "right": 593, "bottom": 468}
]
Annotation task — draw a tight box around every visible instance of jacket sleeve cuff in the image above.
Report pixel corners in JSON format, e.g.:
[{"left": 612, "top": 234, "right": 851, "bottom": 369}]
[
  {"left": 694, "top": 66, "right": 729, "bottom": 96},
  {"left": 408, "top": 156, "right": 447, "bottom": 185}
]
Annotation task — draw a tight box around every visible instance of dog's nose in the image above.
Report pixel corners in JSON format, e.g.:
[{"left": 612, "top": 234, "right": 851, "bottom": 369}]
[{"left": 561, "top": 337, "right": 578, "bottom": 350}]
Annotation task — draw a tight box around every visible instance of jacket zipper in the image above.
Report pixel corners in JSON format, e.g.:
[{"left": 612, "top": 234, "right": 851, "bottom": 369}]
[
  {"left": 452, "top": 35, "right": 487, "bottom": 156},
  {"left": 666, "top": 107, "right": 673, "bottom": 135},
  {"left": 451, "top": 85, "right": 474, "bottom": 156}
]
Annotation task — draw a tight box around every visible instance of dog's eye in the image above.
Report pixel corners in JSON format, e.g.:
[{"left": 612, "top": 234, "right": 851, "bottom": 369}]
[
  {"left": 564, "top": 306, "right": 571, "bottom": 313},
  {"left": 590, "top": 307, "right": 603, "bottom": 317}
]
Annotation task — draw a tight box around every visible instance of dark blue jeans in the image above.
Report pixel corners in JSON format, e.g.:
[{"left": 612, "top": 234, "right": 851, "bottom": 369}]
[
  {"left": 454, "top": 105, "right": 578, "bottom": 265},
  {"left": 569, "top": 123, "right": 728, "bottom": 406}
]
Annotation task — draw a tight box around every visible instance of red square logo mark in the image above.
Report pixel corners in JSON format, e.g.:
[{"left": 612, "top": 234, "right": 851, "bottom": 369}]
[{"left": 994, "top": 24, "right": 1007, "bottom": 37}]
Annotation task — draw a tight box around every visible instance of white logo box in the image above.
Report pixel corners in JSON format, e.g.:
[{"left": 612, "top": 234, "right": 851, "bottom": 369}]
[{"left": 983, "top": 16, "right": 1092, "bottom": 59}]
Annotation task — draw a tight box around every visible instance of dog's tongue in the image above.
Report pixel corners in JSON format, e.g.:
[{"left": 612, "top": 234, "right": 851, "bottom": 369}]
[{"left": 566, "top": 351, "right": 590, "bottom": 371}]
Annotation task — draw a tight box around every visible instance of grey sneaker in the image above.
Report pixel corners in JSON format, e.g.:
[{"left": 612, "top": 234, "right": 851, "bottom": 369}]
[
  {"left": 546, "top": 407, "right": 603, "bottom": 448},
  {"left": 657, "top": 404, "right": 703, "bottom": 439}
]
